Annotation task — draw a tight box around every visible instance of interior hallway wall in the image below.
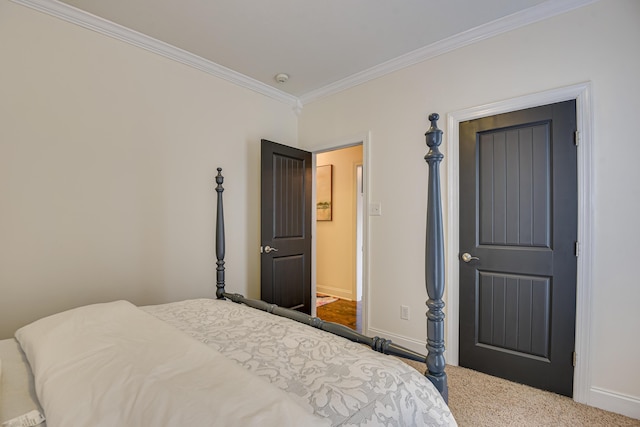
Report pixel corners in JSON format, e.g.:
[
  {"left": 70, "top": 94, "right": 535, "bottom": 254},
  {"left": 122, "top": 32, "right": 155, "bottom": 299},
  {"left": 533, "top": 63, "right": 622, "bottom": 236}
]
[{"left": 316, "top": 145, "right": 363, "bottom": 300}]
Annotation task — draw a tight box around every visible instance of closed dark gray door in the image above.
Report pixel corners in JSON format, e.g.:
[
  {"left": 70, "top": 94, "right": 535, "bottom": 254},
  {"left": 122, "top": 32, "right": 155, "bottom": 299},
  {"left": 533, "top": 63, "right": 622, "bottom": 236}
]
[
  {"left": 459, "top": 101, "right": 577, "bottom": 397},
  {"left": 261, "top": 139, "right": 312, "bottom": 314}
]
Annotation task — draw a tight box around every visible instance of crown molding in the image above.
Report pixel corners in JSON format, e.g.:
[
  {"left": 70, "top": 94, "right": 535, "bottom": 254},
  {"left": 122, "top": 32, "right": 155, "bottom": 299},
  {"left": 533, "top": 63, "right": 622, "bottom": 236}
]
[
  {"left": 13, "top": 0, "right": 598, "bottom": 110},
  {"left": 299, "top": 0, "right": 598, "bottom": 105},
  {"left": 11, "top": 0, "right": 300, "bottom": 110}
]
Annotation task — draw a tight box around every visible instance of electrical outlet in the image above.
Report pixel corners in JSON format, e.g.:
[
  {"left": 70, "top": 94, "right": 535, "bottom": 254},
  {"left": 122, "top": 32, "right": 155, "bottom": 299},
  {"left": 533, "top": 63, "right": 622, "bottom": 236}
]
[{"left": 400, "top": 305, "right": 410, "bottom": 320}]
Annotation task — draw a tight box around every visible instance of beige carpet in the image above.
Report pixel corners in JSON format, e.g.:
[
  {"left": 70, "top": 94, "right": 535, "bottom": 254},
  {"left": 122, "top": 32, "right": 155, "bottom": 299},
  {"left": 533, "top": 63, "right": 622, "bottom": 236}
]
[{"left": 399, "top": 359, "right": 640, "bottom": 426}]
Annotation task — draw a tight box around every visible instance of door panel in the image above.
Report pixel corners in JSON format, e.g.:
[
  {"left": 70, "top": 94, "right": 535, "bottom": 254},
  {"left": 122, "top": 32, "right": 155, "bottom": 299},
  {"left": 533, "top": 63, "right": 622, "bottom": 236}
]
[
  {"left": 459, "top": 100, "right": 577, "bottom": 397},
  {"left": 478, "top": 124, "right": 551, "bottom": 247},
  {"left": 261, "top": 140, "right": 312, "bottom": 314},
  {"left": 477, "top": 272, "right": 551, "bottom": 358}
]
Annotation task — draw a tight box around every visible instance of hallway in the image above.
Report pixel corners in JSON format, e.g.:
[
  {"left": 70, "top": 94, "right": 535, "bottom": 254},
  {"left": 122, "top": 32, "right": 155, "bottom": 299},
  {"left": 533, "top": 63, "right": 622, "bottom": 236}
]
[{"left": 317, "top": 298, "right": 362, "bottom": 332}]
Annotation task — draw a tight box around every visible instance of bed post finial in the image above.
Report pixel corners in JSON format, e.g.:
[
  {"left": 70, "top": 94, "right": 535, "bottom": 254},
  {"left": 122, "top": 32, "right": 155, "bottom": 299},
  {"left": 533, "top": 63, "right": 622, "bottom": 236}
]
[
  {"left": 215, "top": 168, "right": 226, "bottom": 299},
  {"left": 424, "top": 113, "right": 448, "bottom": 402}
]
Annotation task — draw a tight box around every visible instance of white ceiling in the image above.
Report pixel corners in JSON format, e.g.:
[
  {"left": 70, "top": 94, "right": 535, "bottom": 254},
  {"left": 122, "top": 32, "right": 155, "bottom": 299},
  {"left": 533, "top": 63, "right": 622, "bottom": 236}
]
[{"left": 30, "top": 0, "right": 594, "bottom": 104}]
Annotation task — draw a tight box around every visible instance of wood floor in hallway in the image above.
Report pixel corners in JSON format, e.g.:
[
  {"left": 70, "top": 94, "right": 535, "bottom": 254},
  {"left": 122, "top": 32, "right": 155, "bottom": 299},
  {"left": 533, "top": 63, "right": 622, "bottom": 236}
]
[{"left": 317, "top": 298, "right": 362, "bottom": 332}]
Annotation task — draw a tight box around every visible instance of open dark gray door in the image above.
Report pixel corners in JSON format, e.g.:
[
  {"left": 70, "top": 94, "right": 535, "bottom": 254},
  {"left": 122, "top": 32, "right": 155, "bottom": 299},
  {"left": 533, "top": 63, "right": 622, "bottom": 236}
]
[
  {"left": 459, "top": 101, "right": 577, "bottom": 397},
  {"left": 261, "top": 139, "right": 312, "bottom": 314}
]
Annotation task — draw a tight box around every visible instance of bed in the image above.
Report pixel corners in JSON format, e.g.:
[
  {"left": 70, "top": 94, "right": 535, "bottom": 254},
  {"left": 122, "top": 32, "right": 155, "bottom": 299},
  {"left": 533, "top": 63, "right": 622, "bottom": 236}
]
[{"left": 0, "top": 114, "right": 454, "bottom": 426}]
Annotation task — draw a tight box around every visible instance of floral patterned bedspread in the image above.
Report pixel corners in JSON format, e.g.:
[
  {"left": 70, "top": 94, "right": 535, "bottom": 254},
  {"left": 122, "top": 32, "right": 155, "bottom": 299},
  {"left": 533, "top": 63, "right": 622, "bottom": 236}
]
[{"left": 143, "top": 298, "right": 456, "bottom": 426}]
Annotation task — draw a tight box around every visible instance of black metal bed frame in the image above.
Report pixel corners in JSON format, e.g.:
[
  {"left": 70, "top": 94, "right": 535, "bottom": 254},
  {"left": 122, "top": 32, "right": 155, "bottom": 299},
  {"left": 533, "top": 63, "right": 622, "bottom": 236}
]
[{"left": 213, "top": 113, "right": 448, "bottom": 401}]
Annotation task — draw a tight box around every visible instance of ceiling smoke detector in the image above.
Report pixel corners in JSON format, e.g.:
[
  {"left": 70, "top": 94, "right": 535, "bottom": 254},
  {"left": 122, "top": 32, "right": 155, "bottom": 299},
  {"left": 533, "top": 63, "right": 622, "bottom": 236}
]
[{"left": 275, "top": 73, "right": 289, "bottom": 83}]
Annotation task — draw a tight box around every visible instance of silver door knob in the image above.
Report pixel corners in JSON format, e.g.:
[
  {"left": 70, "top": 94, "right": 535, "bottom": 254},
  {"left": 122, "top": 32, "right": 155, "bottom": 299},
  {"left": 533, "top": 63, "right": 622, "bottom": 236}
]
[
  {"left": 461, "top": 252, "right": 479, "bottom": 263},
  {"left": 262, "top": 245, "right": 279, "bottom": 254}
]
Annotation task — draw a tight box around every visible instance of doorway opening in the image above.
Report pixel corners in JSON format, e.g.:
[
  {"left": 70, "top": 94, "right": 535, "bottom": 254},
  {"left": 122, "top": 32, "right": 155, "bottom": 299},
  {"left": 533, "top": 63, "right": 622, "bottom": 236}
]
[{"left": 314, "top": 144, "right": 363, "bottom": 332}]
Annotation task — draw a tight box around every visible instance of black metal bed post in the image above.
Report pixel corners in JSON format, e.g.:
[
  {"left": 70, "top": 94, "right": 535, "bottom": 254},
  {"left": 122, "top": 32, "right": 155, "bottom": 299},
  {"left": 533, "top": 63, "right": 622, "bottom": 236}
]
[
  {"left": 424, "top": 113, "right": 448, "bottom": 402},
  {"left": 215, "top": 168, "right": 226, "bottom": 299}
]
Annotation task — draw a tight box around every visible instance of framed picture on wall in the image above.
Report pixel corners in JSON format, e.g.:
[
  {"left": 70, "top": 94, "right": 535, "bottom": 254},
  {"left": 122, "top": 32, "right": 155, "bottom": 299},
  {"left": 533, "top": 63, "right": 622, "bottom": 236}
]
[{"left": 316, "top": 164, "right": 332, "bottom": 221}]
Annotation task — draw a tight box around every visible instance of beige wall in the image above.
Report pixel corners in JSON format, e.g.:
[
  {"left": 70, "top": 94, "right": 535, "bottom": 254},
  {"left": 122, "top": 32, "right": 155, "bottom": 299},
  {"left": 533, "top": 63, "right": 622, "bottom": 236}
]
[
  {"left": 0, "top": 2, "right": 298, "bottom": 339},
  {"left": 299, "top": 0, "right": 640, "bottom": 417},
  {"left": 316, "top": 145, "right": 363, "bottom": 300}
]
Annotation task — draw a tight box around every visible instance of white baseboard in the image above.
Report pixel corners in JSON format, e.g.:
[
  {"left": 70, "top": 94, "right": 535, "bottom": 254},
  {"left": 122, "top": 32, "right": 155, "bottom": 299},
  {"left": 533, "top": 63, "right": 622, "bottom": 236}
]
[
  {"left": 316, "top": 285, "right": 353, "bottom": 301},
  {"left": 589, "top": 387, "right": 640, "bottom": 420},
  {"left": 366, "top": 327, "right": 427, "bottom": 357}
]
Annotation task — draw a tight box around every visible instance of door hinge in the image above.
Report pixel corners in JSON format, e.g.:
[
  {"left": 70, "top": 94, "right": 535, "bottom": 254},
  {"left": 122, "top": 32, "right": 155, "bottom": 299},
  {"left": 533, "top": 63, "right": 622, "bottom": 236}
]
[
  {"left": 574, "top": 241, "right": 580, "bottom": 257},
  {"left": 574, "top": 130, "right": 580, "bottom": 146},
  {"left": 572, "top": 351, "right": 577, "bottom": 367}
]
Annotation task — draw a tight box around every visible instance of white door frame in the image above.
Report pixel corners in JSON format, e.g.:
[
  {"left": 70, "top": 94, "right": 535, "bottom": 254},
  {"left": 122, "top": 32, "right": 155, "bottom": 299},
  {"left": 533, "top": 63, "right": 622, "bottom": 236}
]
[
  {"left": 445, "top": 82, "right": 594, "bottom": 403},
  {"left": 309, "top": 132, "right": 371, "bottom": 334},
  {"left": 355, "top": 164, "right": 364, "bottom": 302}
]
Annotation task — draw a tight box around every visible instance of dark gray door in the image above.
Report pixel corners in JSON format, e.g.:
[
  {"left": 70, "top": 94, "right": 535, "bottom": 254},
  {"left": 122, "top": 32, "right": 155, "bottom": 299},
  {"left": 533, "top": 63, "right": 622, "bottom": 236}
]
[
  {"left": 260, "top": 139, "right": 312, "bottom": 314},
  {"left": 459, "top": 101, "right": 577, "bottom": 397}
]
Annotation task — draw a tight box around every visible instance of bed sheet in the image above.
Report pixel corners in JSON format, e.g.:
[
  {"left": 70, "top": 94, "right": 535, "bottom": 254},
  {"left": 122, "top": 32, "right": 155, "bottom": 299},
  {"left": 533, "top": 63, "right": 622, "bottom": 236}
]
[
  {"left": 14, "top": 301, "right": 327, "bottom": 427},
  {"left": 143, "top": 298, "right": 456, "bottom": 426},
  {"left": 2, "top": 298, "right": 456, "bottom": 426}
]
